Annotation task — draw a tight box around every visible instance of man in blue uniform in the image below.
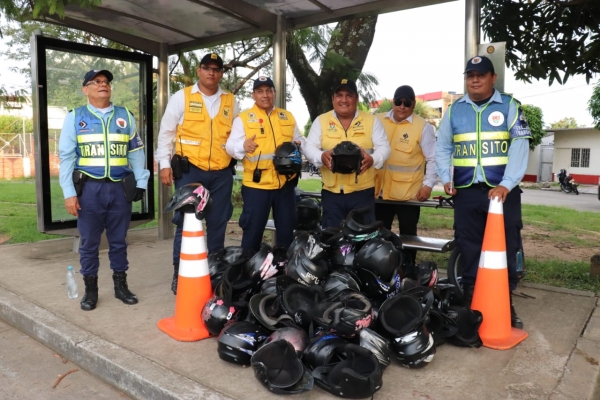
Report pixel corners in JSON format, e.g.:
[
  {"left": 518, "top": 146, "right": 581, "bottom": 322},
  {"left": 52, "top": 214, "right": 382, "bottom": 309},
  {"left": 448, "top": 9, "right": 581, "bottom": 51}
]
[
  {"left": 435, "top": 56, "right": 532, "bottom": 328},
  {"left": 59, "top": 69, "right": 150, "bottom": 311}
]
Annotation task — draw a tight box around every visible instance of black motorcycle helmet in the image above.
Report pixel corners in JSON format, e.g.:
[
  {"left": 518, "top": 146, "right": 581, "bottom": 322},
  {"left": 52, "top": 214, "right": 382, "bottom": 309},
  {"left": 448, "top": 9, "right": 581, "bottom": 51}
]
[
  {"left": 243, "top": 243, "right": 280, "bottom": 286},
  {"left": 264, "top": 326, "right": 309, "bottom": 356},
  {"left": 342, "top": 207, "right": 383, "bottom": 243},
  {"left": 354, "top": 238, "right": 400, "bottom": 282},
  {"left": 217, "top": 321, "right": 270, "bottom": 366},
  {"left": 359, "top": 328, "right": 393, "bottom": 370},
  {"left": 322, "top": 271, "right": 361, "bottom": 298},
  {"left": 251, "top": 339, "right": 314, "bottom": 395},
  {"left": 391, "top": 323, "right": 436, "bottom": 369},
  {"left": 273, "top": 142, "right": 302, "bottom": 176},
  {"left": 311, "top": 343, "right": 383, "bottom": 399},
  {"left": 303, "top": 332, "right": 348, "bottom": 371},
  {"left": 312, "top": 291, "right": 373, "bottom": 338},
  {"left": 331, "top": 141, "right": 363, "bottom": 174},
  {"left": 208, "top": 260, "right": 230, "bottom": 290},
  {"left": 329, "top": 240, "right": 357, "bottom": 270},
  {"left": 377, "top": 293, "right": 426, "bottom": 338},
  {"left": 286, "top": 231, "right": 326, "bottom": 261},
  {"left": 202, "top": 295, "right": 241, "bottom": 336},
  {"left": 285, "top": 247, "right": 329, "bottom": 286},
  {"left": 164, "top": 183, "right": 212, "bottom": 220},
  {"left": 355, "top": 267, "right": 401, "bottom": 302},
  {"left": 296, "top": 196, "right": 322, "bottom": 231},
  {"left": 417, "top": 261, "right": 439, "bottom": 288}
]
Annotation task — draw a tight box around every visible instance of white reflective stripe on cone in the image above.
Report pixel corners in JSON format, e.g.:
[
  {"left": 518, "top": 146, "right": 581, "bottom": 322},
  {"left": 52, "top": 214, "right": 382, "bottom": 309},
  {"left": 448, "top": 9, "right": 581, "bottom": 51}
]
[
  {"left": 179, "top": 213, "right": 209, "bottom": 278},
  {"left": 479, "top": 251, "right": 507, "bottom": 270},
  {"left": 488, "top": 197, "right": 504, "bottom": 215}
]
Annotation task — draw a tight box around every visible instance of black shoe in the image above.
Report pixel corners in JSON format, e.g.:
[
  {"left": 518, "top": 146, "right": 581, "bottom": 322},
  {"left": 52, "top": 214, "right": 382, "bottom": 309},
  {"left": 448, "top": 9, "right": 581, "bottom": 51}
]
[
  {"left": 171, "top": 264, "right": 179, "bottom": 295},
  {"left": 81, "top": 275, "right": 98, "bottom": 311},
  {"left": 460, "top": 283, "right": 475, "bottom": 308},
  {"left": 112, "top": 271, "right": 138, "bottom": 305},
  {"left": 510, "top": 292, "right": 524, "bottom": 329}
]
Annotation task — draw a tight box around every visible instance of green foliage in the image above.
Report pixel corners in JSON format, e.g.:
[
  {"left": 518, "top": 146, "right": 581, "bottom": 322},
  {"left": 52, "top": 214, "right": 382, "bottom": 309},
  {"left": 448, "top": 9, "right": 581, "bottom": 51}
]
[
  {"left": 482, "top": 0, "right": 600, "bottom": 84},
  {"left": 0, "top": 115, "right": 33, "bottom": 133},
  {"left": 375, "top": 99, "right": 393, "bottom": 113},
  {"left": 521, "top": 104, "right": 546, "bottom": 151},
  {"left": 413, "top": 99, "right": 440, "bottom": 120},
  {"left": 589, "top": 80, "right": 600, "bottom": 130},
  {"left": 303, "top": 119, "right": 312, "bottom": 137},
  {"left": 549, "top": 117, "right": 580, "bottom": 129},
  {"left": 0, "top": 0, "right": 101, "bottom": 21}
]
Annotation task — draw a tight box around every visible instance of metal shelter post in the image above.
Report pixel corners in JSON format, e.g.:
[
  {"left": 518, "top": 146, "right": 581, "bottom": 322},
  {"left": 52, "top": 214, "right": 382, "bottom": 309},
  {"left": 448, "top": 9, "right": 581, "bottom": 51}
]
[
  {"left": 157, "top": 42, "right": 173, "bottom": 240},
  {"left": 273, "top": 15, "right": 287, "bottom": 109},
  {"left": 464, "top": 0, "right": 480, "bottom": 91}
]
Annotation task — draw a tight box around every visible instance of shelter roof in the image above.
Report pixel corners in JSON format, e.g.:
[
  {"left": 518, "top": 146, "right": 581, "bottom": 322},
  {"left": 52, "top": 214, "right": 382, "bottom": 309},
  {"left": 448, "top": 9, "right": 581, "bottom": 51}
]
[{"left": 44, "top": 0, "right": 455, "bottom": 55}]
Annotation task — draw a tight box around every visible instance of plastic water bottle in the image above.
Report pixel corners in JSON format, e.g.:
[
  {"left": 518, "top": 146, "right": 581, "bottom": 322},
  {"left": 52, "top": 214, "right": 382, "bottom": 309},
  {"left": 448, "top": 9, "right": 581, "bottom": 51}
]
[{"left": 66, "top": 266, "right": 78, "bottom": 299}]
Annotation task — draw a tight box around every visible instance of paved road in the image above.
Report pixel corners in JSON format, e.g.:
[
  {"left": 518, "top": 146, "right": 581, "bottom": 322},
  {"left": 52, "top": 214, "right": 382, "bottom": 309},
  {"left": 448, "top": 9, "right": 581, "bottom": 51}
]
[
  {"left": 522, "top": 187, "right": 600, "bottom": 212},
  {"left": 0, "top": 319, "right": 129, "bottom": 400}
]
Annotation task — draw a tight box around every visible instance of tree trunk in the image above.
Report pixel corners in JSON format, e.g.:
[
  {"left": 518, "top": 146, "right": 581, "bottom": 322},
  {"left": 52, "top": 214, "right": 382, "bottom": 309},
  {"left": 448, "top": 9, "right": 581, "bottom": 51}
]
[{"left": 286, "top": 16, "right": 378, "bottom": 123}]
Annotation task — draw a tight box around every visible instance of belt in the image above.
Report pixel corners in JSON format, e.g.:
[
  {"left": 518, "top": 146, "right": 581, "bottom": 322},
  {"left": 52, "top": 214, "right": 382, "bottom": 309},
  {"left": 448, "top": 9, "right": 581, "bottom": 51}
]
[
  {"left": 87, "top": 176, "right": 120, "bottom": 183},
  {"left": 464, "top": 182, "right": 493, "bottom": 189}
]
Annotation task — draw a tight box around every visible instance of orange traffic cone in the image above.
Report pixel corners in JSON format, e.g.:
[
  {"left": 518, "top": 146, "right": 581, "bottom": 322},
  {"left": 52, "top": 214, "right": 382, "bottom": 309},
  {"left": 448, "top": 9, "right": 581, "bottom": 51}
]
[
  {"left": 158, "top": 212, "right": 212, "bottom": 341},
  {"left": 470, "top": 197, "right": 528, "bottom": 350}
]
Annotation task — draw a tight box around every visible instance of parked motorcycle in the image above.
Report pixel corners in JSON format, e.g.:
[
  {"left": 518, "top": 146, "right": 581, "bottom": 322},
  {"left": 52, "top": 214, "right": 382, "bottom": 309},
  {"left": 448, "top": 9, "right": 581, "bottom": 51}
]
[{"left": 557, "top": 169, "right": 579, "bottom": 195}]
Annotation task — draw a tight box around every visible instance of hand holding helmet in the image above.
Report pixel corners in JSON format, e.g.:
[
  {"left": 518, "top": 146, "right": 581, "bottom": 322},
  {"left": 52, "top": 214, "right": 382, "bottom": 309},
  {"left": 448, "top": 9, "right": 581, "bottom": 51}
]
[{"left": 359, "top": 148, "right": 373, "bottom": 174}]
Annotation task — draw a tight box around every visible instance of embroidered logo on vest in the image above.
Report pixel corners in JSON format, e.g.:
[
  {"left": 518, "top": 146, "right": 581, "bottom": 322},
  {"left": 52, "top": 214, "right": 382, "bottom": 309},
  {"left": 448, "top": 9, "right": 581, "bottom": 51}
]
[
  {"left": 488, "top": 111, "right": 504, "bottom": 127},
  {"left": 116, "top": 118, "right": 127, "bottom": 129}
]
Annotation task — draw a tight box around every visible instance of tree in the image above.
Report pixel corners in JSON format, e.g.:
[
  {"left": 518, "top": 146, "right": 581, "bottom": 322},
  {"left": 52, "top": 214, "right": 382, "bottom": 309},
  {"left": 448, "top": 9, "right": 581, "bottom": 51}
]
[
  {"left": 589, "top": 80, "right": 600, "bottom": 130},
  {"left": 549, "top": 117, "right": 579, "bottom": 130},
  {"left": 0, "top": 0, "right": 99, "bottom": 22},
  {"left": 482, "top": 0, "right": 600, "bottom": 84},
  {"left": 521, "top": 104, "right": 546, "bottom": 151}
]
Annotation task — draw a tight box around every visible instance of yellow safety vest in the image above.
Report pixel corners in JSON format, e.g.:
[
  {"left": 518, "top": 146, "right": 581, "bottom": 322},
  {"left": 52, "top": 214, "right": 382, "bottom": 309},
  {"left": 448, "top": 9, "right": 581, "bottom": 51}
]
[
  {"left": 375, "top": 113, "right": 426, "bottom": 200},
  {"left": 319, "top": 110, "right": 375, "bottom": 194},
  {"left": 175, "top": 86, "right": 234, "bottom": 171},
  {"left": 240, "top": 105, "right": 297, "bottom": 190}
]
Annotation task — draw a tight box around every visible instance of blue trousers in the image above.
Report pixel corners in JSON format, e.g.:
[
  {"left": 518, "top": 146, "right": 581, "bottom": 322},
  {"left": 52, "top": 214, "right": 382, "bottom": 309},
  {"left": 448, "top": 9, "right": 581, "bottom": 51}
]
[
  {"left": 240, "top": 180, "right": 297, "bottom": 253},
  {"left": 173, "top": 166, "right": 233, "bottom": 263},
  {"left": 321, "top": 188, "right": 375, "bottom": 229},
  {"left": 78, "top": 180, "right": 132, "bottom": 277},
  {"left": 454, "top": 185, "right": 523, "bottom": 291}
]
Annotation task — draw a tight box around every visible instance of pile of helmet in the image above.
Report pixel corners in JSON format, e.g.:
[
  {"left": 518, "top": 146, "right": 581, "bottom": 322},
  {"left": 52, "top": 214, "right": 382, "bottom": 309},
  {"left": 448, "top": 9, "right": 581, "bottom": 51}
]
[{"left": 202, "top": 206, "right": 483, "bottom": 397}]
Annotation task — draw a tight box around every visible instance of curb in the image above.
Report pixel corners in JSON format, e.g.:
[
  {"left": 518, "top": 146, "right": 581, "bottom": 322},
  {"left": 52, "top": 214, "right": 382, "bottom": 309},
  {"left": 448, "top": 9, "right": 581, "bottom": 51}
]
[{"left": 0, "top": 286, "right": 233, "bottom": 400}]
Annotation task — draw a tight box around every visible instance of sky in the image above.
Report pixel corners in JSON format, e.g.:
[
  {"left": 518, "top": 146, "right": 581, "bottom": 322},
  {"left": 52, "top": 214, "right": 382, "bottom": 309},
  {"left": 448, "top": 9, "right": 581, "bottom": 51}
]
[{"left": 0, "top": 0, "right": 597, "bottom": 128}]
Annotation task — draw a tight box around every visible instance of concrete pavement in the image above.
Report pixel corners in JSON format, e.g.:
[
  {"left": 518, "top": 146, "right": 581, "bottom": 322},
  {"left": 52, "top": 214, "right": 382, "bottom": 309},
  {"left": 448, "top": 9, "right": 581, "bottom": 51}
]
[{"left": 1, "top": 228, "right": 599, "bottom": 399}]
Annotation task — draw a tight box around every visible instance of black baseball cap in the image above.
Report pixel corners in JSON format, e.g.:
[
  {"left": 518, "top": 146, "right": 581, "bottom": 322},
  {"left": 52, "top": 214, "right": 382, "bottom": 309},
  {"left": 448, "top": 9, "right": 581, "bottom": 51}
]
[
  {"left": 333, "top": 78, "right": 358, "bottom": 95},
  {"left": 200, "top": 53, "right": 224, "bottom": 69},
  {"left": 253, "top": 76, "right": 275, "bottom": 90},
  {"left": 393, "top": 85, "right": 415, "bottom": 101},
  {"left": 464, "top": 56, "right": 495, "bottom": 74},
  {"left": 82, "top": 70, "right": 113, "bottom": 86}
]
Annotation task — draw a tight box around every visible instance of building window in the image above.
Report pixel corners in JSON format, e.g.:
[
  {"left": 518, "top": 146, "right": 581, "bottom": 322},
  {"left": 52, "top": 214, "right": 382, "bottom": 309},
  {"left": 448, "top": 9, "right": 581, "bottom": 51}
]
[{"left": 571, "top": 148, "right": 590, "bottom": 168}]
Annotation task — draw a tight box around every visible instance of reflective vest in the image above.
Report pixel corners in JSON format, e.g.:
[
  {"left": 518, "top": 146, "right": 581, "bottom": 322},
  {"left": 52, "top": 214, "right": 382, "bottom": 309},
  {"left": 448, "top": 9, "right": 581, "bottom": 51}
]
[
  {"left": 451, "top": 94, "right": 518, "bottom": 187},
  {"left": 375, "top": 113, "right": 426, "bottom": 200},
  {"left": 74, "top": 105, "right": 141, "bottom": 180},
  {"left": 175, "top": 86, "right": 234, "bottom": 171},
  {"left": 240, "top": 105, "right": 297, "bottom": 190},
  {"left": 319, "top": 110, "right": 375, "bottom": 194}
]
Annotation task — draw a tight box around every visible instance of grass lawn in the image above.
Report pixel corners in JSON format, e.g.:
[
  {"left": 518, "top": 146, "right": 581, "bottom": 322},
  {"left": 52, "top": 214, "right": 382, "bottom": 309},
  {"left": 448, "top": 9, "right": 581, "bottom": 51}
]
[{"left": 1, "top": 178, "right": 599, "bottom": 292}]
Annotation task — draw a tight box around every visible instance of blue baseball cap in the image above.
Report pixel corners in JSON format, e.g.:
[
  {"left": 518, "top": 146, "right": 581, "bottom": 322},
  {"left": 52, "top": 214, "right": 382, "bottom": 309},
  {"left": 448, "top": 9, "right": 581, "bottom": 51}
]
[
  {"left": 82, "top": 69, "right": 113, "bottom": 86},
  {"left": 464, "top": 56, "right": 495, "bottom": 74},
  {"left": 253, "top": 76, "right": 275, "bottom": 90}
]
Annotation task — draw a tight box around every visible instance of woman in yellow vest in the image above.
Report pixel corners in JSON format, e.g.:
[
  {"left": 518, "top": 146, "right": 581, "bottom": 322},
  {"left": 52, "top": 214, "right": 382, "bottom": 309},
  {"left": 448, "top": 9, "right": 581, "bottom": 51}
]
[
  {"left": 304, "top": 78, "right": 390, "bottom": 228},
  {"left": 374, "top": 85, "right": 437, "bottom": 263},
  {"left": 226, "top": 77, "right": 305, "bottom": 252}
]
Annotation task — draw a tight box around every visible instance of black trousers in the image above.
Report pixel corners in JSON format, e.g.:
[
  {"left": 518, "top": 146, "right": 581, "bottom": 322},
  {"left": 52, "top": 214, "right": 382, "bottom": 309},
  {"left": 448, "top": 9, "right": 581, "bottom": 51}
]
[
  {"left": 375, "top": 202, "right": 421, "bottom": 264},
  {"left": 454, "top": 185, "right": 524, "bottom": 291}
]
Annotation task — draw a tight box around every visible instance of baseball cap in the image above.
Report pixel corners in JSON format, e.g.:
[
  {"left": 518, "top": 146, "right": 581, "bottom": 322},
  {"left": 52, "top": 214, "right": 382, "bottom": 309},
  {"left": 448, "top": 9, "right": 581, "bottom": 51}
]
[
  {"left": 393, "top": 85, "right": 415, "bottom": 101},
  {"left": 200, "top": 53, "right": 224, "bottom": 69},
  {"left": 464, "top": 56, "right": 495, "bottom": 74},
  {"left": 333, "top": 78, "right": 358, "bottom": 95},
  {"left": 82, "top": 69, "right": 113, "bottom": 86},
  {"left": 253, "top": 76, "right": 275, "bottom": 90}
]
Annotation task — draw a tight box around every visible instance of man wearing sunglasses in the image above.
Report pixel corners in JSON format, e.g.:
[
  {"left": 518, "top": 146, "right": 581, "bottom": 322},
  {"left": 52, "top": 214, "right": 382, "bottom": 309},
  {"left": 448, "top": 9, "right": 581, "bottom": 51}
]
[
  {"left": 59, "top": 69, "right": 150, "bottom": 311},
  {"left": 374, "top": 85, "right": 436, "bottom": 264},
  {"left": 304, "top": 78, "right": 390, "bottom": 228},
  {"left": 156, "top": 53, "right": 239, "bottom": 295},
  {"left": 436, "top": 55, "right": 532, "bottom": 329}
]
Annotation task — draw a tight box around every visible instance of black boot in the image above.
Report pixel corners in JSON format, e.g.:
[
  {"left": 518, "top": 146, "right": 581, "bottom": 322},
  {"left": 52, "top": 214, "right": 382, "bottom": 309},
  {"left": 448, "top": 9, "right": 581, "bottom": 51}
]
[
  {"left": 171, "top": 264, "right": 179, "bottom": 295},
  {"left": 510, "top": 291, "right": 524, "bottom": 329},
  {"left": 460, "top": 283, "right": 475, "bottom": 308},
  {"left": 112, "top": 271, "right": 138, "bottom": 305},
  {"left": 81, "top": 276, "right": 98, "bottom": 311}
]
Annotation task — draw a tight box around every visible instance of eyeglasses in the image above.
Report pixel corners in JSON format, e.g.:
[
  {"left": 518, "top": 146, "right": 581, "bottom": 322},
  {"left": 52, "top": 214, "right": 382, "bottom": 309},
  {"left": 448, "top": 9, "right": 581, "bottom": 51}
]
[
  {"left": 86, "top": 80, "right": 111, "bottom": 86},
  {"left": 200, "top": 65, "right": 223, "bottom": 73},
  {"left": 394, "top": 98, "right": 413, "bottom": 107}
]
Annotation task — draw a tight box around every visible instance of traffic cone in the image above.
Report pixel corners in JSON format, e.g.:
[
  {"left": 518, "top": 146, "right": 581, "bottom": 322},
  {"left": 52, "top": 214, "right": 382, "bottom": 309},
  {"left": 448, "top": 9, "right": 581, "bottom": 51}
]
[
  {"left": 470, "top": 197, "right": 528, "bottom": 350},
  {"left": 158, "top": 212, "right": 212, "bottom": 341}
]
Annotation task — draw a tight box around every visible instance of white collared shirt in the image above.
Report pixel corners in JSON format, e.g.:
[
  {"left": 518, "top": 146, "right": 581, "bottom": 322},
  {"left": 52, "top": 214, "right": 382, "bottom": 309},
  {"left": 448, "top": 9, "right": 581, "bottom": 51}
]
[{"left": 155, "top": 83, "right": 239, "bottom": 169}]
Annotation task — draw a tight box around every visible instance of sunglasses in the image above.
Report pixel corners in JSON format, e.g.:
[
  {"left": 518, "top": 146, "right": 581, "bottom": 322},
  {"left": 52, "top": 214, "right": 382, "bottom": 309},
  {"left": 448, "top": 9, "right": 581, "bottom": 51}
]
[{"left": 393, "top": 98, "right": 413, "bottom": 107}]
